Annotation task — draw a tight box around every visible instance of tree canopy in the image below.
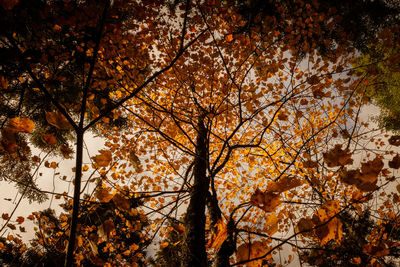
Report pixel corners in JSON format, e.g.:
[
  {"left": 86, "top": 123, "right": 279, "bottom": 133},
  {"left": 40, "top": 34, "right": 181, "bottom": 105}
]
[{"left": 0, "top": 0, "right": 400, "bottom": 266}]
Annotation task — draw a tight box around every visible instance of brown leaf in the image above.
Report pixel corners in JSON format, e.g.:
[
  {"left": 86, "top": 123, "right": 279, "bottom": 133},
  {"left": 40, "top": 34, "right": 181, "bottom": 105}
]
[
  {"left": 250, "top": 189, "right": 281, "bottom": 212},
  {"left": 388, "top": 136, "right": 400, "bottom": 146},
  {"left": 236, "top": 240, "right": 271, "bottom": 266},
  {"left": 267, "top": 176, "right": 303, "bottom": 193},
  {"left": 323, "top": 144, "right": 353, "bottom": 167},
  {"left": 16, "top": 216, "right": 24, "bottom": 224},
  {"left": 41, "top": 134, "right": 57, "bottom": 146},
  {"left": 297, "top": 218, "right": 314, "bottom": 237},
  {"left": 389, "top": 154, "right": 400, "bottom": 169},
  {"left": 45, "top": 111, "right": 73, "bottom": 130},
  {"left": 60, "top": 145, "right": 73, "bottom": 159},
  {"left": 112, "top": 193, "right": 130, "bottom": 211},
  {"left": 95, "top": 187, "right": 113, "bottom": 203}
]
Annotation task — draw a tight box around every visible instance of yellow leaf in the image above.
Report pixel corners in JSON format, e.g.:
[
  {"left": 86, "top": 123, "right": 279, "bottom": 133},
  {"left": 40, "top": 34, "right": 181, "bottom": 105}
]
[
  {"left": 82, "top": 165, "right": 89, "bottom": 172},
  {"left": 45, "top": 111, "right": 73, "bottom": 130},
  {"left": 92, "top": 150, "right": 112, "bottom": 167},
  {"left": 8, "top": 117, "right": 35, "bottom": 133}
]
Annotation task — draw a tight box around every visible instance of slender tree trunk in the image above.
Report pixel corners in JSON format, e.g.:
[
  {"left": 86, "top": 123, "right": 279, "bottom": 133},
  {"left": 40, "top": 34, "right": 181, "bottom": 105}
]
[
  {"left": 64, "top": 130, "right": 84, "bottom": 267},
  {"left": 183, "top": 115, "right": 209, "bottom": 266}
]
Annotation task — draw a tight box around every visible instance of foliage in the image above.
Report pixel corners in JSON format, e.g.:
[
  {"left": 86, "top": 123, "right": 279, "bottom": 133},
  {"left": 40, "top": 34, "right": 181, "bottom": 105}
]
[
  {"left": 0, "top": 190, "right": 149, "bottom": 266},
  {"left": 0, "top": 0, "right": 399, "bottom": 266},
  {"left": 354, "top": 28, "right": 400, "bottom": 131},
  {"left": 302, "top": 210, "right": 400, "bottom": 266}
]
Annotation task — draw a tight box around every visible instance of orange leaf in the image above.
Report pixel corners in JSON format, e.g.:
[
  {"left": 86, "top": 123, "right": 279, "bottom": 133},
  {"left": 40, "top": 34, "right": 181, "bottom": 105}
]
[
  {"left": 41, "top": 133, "right": 57, "bottom": 146},
  {"left": 263, "top": 213, "right": 278, "bottom": 236},
  {"left": 60, "top": 145, "right": 73, "bottom": 159},
  {"left": 250, "top": 189, "right": 281, "bottom": 212},
  {"left": 236, "top": 240, "right": 271, "bottom": 266},
  {"left": 16, "top": 216, "right": 24, "bottom": 224},
  {"left": 8, "top": 117, "right": 35, "bottom": 133},
  {"left": 92, "top": 150, "right": 112, "bottom": 167},
  {"left": 45, "top": 111, "right": 73, "bottom": 130},
  {"left": 95, "top": 187, "right": 113, "bottom": 203},
  {"left": 226, "top": 34, "right": 233, "bottom": 42}
]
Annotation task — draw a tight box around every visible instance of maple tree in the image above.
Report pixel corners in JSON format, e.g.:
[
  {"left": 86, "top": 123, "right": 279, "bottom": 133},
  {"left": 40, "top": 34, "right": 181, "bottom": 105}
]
[{"left": 1, "top": 0, "right": 400, "bottom": 266}]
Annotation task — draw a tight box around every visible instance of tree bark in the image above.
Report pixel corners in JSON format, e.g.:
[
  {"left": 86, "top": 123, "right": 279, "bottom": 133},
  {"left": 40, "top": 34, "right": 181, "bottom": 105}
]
[
  {"left": 64, "top": 130, "right": 84, "bottom": 267},
  {"left": 182, "top": 115, "right": 209, "bottom": 267}
]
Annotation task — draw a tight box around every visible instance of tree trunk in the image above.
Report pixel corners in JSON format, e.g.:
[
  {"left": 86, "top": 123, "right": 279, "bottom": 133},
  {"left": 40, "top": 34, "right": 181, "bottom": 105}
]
[
  {"left": 182, "top": 115, "right": 209, "bottom": 267},
  {"left": 64, "top": 130, "right": 84, "bottom": 267}
]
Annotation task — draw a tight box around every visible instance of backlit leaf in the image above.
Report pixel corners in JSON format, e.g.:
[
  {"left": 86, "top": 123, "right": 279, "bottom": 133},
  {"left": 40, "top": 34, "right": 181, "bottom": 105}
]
[{"left": 8, "top": 117, "right": 35, "bottom": 133}]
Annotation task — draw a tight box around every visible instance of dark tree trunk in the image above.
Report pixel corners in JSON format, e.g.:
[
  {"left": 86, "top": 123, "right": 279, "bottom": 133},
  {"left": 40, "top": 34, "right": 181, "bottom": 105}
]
[
  {"left": 64, "top": 130, "right": 84, "bottom": 267},
  {"left": 182, "top": 115, "right": 209, "bottom": 267}
]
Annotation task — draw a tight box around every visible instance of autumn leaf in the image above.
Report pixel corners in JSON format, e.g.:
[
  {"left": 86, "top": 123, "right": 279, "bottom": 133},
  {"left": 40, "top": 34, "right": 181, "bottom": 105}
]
[
  {"left": 315, "top": 217, "right": 343, "bottom": 246},
  {"left": 8, "top": 117, "right": 35, "bottom": 133},
  {"left": 226, "top": 34, "right": 233, "bottom": 42},
  {"left": 41, "top": 133, "right": 57, "bottom": 146},
  {"left": 16, "top": 216, "right": 24, "bottom": 224},
  {"left": 250, "top": 189, "right": 281, "bottom": 212},
  {"left": 267, "top": 176, "right": 303, "bottom": 193},
  {"left": 112, "top": 193, "right": 131, "bottom": 211},
  {"left": 92, "top": 150, "right": 112, "bottom": 167},
  {"left": 60, "top": 144, "right": 73, "bottom": 159},
  {"left": 1, "top": 0, "right": 19, "bottom": 10},
  {"left": 388, "top": 135, "right": 400, "bottom": 146},
  {"left": 236, "top": 240, "right": 271, "bottom": 266},
  {"left": 160, "top": 241, "right": 169, "bottom": 248},
  {"left": 2, "top": 213, "right": 9, "bottom": 220},
  {"left": 263, "top": 213, "right": 278, "bottom": 236},
  {"left": 389, "top": 154, "right": 400, "bottom": 169},
  {"left": 95, "top": 187, "right": 113, "bottom": 203},
  {"left": 97, "top": 219, "right": 115, "bottom": 240},
  {"left": 323, "top": 144, "right": 353, "bottom": 167},
  {"left": 297, "top": 218, "right": 314, "bottom": 237},
  {"left": 129, "top": 151, "right": 141, "bottom": 171},
  {"left": 45, "top": 111, "right": 73, "bottom": 130}
]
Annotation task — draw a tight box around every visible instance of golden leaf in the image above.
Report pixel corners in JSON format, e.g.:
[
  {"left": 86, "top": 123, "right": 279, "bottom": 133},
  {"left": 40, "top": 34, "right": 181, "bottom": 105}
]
[
  {"left": 264, "top": 213, "right": 278, "bottom": 236},
  {"left": 92, "top": 150, "right": 112, "bottom": 167},
  {"left": 45, "top": 111, "right": 73, "bottom": 130},
  {"left": 160, "top": 241, "right": 169, "bottom": 248},
  {"left": 8, "top": 117, "right": 35, "bottom": 133}
]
